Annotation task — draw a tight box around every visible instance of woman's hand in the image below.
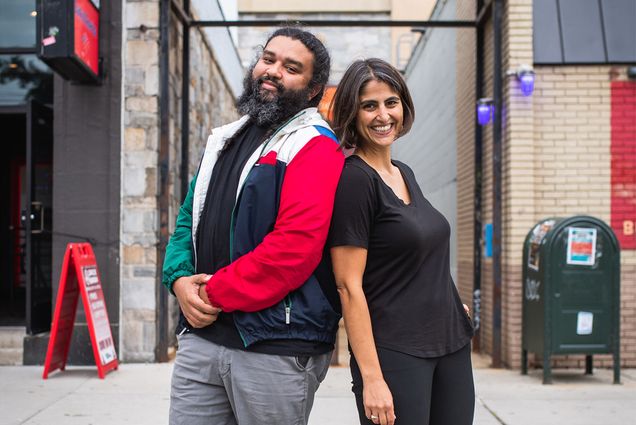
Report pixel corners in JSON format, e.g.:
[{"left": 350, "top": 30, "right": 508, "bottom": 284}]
[
  {"left": 331, "top": 246, "right": 394, "bottom": 424},
  {"left": 363, "top": 378, "right": 396, "bottom": 425}
]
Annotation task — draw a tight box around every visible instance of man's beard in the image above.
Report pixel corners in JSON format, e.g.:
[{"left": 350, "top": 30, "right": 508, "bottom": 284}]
[{"left": 237, "top": 67, "right": 314, "bottom": 128}]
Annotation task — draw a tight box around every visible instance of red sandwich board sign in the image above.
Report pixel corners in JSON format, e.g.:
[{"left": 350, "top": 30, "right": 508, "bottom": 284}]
[{"left": 43, "top": 243, "right": 118, "bottom": 379}]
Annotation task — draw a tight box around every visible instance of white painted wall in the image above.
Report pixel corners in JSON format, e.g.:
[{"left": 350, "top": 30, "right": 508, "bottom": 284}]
[
  {"left": 393, "top": 0, "right": 459, "bottom": 281},
  {"left": 192, "top": 0, "right": 244, "bottom": 98}
]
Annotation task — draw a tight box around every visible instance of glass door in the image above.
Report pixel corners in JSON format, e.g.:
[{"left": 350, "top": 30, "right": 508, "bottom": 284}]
[{"left": 25, "top": 100, "right": 53, "bottom": 335}]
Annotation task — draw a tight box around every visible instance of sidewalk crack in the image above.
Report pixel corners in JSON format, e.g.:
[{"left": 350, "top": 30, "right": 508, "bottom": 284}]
[
  {"left": 477, "top": 397, "right": 507, "bottom": 425},
  {"left": 19, "top": 377, "right": 91, "bottom": 424}
]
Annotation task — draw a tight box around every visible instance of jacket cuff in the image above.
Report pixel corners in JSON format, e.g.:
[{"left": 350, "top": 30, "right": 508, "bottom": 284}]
[{"left": 162, "top": 265, "right": 195, "bottom": 295}]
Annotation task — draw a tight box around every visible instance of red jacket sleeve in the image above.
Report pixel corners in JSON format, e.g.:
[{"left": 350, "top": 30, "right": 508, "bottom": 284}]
[{"left": 204, "top": 135, "right": 344, "bottom": 312}]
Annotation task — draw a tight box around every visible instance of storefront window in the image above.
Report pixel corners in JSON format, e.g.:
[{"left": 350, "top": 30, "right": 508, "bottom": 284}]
[
  {"left": 0, "top": 55, "right": 53, "bottom": 106},
  {"left": 0, "top": 0, "right": 37, "bottom": 48}
]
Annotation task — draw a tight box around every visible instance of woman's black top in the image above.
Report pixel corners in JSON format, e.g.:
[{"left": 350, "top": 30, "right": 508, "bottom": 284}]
[{"left": 328, "top": 155, "right": 474, "bottom": 358}]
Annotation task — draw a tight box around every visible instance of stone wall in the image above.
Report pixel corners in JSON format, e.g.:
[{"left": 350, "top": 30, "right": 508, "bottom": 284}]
[
  {"left": 121, "top": 0, "right": 238, "bottom": 362},
  {"left": 122, "top": 0, "right": 161, "bottom": 362}
]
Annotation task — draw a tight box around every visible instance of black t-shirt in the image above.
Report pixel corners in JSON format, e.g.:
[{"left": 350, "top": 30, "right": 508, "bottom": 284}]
[
  {"left": 192, "top": 120, "right": 331, "bottom": 356},
  {"left": 328, "top": 155, "right": 473, "bottom": 358}
]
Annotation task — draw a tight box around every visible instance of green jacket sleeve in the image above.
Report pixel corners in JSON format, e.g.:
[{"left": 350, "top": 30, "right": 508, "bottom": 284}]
[{"left": 162, "top": 175, "right": 197, "bottom": 294}]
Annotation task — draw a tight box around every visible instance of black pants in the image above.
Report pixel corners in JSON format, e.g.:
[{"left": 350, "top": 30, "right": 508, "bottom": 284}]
[{"left": 350, "top": 343, "right": 475, "bottom": 425}]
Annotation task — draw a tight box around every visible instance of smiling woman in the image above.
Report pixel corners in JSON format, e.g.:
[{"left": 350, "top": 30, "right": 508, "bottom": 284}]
[
  {"left": 330, "top": 58, "right": 413, "bottom": 151},
  {"left": 356, "top": 80, "right": 404, "bottom": 150},
  {"left": 327, "top": 58, "right": 475, "bottom": 425}
]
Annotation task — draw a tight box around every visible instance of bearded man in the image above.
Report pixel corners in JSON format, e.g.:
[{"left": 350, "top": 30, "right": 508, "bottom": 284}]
[{"left": 162, "top": 27, "right": 344, "bottom": 424}]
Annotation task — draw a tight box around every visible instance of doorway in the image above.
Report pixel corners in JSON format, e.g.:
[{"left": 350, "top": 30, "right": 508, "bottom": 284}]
[{"left": 0, "top": 101, "right": 53, "bottom": 334}]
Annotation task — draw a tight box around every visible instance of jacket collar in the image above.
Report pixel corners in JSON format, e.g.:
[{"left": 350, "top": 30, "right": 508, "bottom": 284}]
[{"left": 217, "top": 107, "right": 327, "bottom": 149}]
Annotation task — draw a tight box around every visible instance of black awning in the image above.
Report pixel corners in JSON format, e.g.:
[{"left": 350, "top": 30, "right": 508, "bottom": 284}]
[{"left": 533, "top": 0, "right": 636, "bottom": 65}]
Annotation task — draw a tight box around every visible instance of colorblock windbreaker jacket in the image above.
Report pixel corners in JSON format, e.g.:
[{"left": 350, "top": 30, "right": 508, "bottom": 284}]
[{"left": 162, "top": 107, "right": 344, "bottom": 347}]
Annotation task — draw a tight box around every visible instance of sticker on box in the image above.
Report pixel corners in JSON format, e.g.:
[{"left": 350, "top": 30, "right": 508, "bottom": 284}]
[{"left": 576, "top": 311, "right": 593, "bottom": 335}]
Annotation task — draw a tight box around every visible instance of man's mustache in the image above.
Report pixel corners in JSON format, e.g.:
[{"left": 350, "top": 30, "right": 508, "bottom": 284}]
[{"left": 257, "top": 75, "right": 284, "bottom": 93}]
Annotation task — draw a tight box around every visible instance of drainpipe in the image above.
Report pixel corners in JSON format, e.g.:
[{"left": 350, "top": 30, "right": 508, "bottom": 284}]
[
  {"left": 491, "top": 0, "right": 504, "bottom": 368},
  {"left": 180, "top": 0, "right": 190, "bottom": 202},
  {"left": 473, "top": 0, "right": 486, "bottom": 352},
  {"left": 155, "top": 0, "right": 170, "bottom": 362}
]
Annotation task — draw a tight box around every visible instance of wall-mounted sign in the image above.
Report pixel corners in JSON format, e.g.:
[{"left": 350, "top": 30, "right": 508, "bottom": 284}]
[
  {"left": 37, "top": 0, "right": 101, "bottom": 84},
  {"left": 74, "top": 0, "right": 99, "bottom": 76}
]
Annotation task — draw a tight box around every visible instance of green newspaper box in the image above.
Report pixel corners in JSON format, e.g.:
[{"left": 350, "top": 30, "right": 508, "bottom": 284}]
[{"left": 521, "top": 216, "right": 620, "bottom": 384}]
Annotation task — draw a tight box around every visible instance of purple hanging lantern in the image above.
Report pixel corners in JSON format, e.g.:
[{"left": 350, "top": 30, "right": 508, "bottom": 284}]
[
  {"left": 519, "top": 70, "right": 535, "bottom": 96},
  {"left": 477, "top": 98, "right": 494, "bottom": 126}
]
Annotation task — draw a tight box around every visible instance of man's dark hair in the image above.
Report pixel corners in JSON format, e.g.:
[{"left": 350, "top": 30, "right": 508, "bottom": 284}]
[{"left": 264, "top": 27, "right": 331, "bottom": 107}]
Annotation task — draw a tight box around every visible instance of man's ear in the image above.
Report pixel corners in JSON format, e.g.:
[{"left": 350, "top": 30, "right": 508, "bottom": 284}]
[{"left": 307, "top": 84, "right": 322, "bottom": 101}]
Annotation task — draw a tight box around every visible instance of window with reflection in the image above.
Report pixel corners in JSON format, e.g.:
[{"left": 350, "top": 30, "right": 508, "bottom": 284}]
[
  {"left": 0, "top": 0, "right": 37, "bottom": 49},
  {"left": 0, "top": 55, "right": 52, "bottom": 105}
]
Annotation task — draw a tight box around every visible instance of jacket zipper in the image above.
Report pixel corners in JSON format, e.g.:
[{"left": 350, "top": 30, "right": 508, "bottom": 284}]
[
  {"left": 284, "top": 296, "right": 292, "bottom": 324},
  {"left": 222, "top": 110, "right": 308, "bottom": 346}
]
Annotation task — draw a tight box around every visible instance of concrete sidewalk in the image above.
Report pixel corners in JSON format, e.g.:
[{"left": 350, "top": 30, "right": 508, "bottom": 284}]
[{"left": 1, "top": 358, "right": 634, "bottom": 425}]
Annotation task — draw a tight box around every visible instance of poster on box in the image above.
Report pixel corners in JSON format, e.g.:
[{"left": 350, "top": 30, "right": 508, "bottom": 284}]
[
  {"left": 527, "top": 220, "right": 556, "bottom": 271},
  {"left": 566, "top": 227, "right": 597, "bottom": 266}
]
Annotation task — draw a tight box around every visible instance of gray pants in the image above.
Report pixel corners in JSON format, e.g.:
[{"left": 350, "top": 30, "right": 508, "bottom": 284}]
[{"left": 169, "top": 332, "right": 332, "bottom": 425}]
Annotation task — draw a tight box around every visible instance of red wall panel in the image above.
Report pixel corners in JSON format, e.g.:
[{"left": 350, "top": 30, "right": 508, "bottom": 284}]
[{"left": 611, "top": 81, "right": 636, "bottom": 249}]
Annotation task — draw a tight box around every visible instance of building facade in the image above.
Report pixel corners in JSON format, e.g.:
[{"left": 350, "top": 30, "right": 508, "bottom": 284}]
[
  {"left": 396, "top": 0, "right": 636, "bottom": 369},
  {"left": 0, "top": 0, "right": 240, "bottom": 365},
  {"left": 1, "top": 0, "right": 442, "bottom": 366}
]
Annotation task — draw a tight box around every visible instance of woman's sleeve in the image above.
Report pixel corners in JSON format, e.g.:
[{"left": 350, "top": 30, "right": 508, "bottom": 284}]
[{"left": 328, "top": 163, "right": 377, "bottom": 249}]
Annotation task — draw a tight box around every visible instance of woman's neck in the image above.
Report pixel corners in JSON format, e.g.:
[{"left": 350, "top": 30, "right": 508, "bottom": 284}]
[{"left": 355, "top": 145, "right": 393, "bottom": 174}]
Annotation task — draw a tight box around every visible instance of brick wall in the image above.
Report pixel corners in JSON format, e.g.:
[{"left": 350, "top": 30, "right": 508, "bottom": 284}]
[
  {"left": 468, "top": 0, "right": 636, "bottom": 369},
  {"left": 531, "top": 67, "right": 636, "bottom": 368},
  {"left": 478, "top": 14, "right": 495, "bottom": 358},
  {"left": 455, "top": 0, "right": 476, "bottom": 340},
  {"left": 501, "top": 0, "right": 534, "bottom": 369},
  {"left": 423, "top": 0, "right": 635, "bottom": 371}
]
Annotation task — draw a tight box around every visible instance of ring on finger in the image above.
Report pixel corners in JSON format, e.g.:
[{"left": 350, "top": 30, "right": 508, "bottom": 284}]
[{"left": 370, "top": 414, "right": 378, "bottom": 420}]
